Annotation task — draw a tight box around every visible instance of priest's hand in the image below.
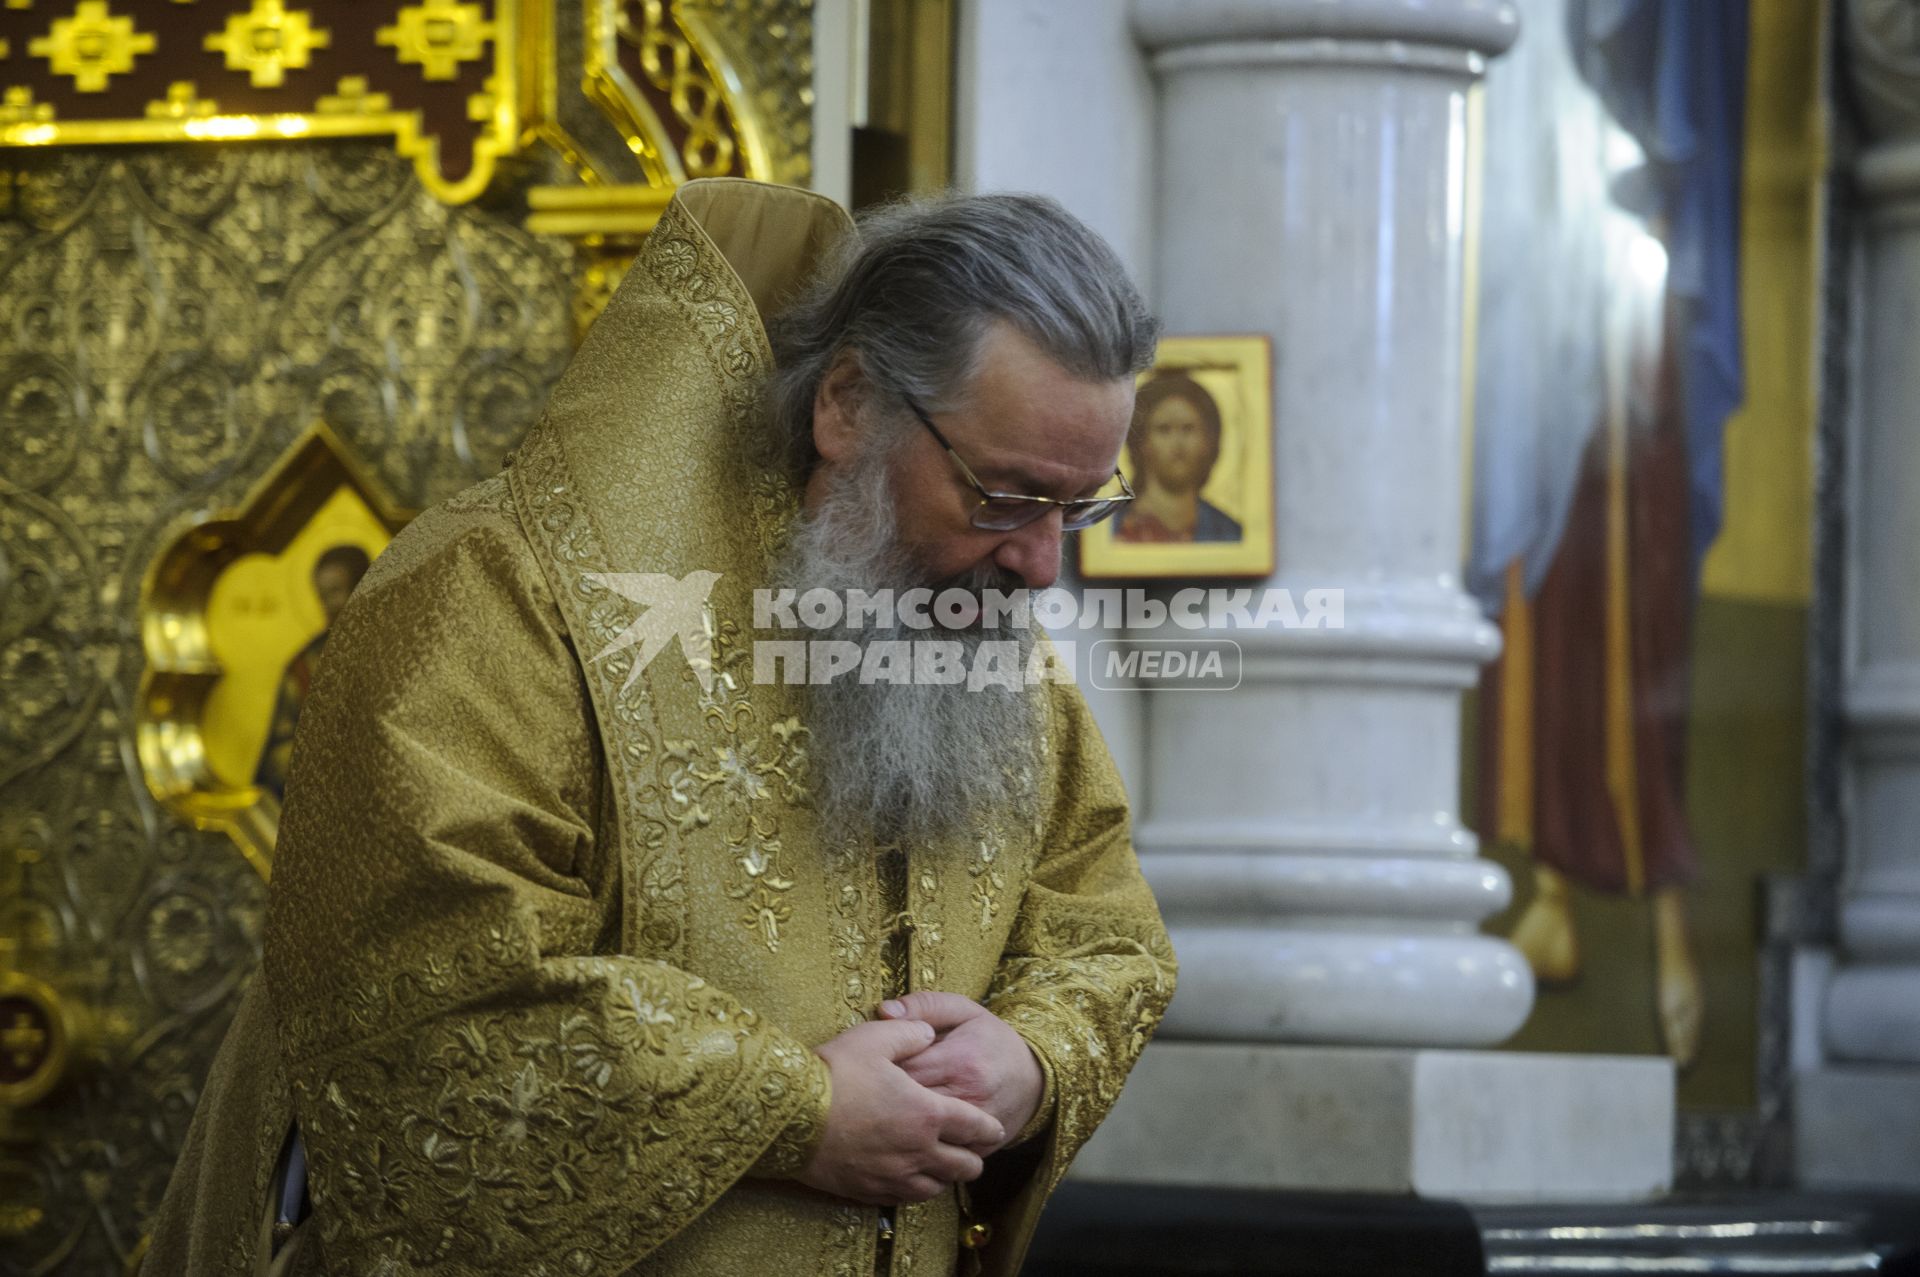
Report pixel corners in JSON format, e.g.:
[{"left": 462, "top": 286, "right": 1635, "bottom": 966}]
[
  {"left": 800, "top": 1018, "right": 1006, "bottom": 1206},
  {"left": 876, "top": 991, "right": 1045, "bottom": 1151}
]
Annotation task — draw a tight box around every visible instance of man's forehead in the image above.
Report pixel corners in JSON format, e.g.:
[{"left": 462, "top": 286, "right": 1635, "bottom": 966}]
[
  {"left": 956, "top": 328, "right": 1134, "bottom": 492},
  {"left": 963, "top": 413, "right": 1127, "bottom": 496}
]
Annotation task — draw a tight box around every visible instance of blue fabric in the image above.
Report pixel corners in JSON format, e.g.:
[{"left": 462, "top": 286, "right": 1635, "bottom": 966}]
[
  {"left": 1193, "top": 499, "right": 1243, "bottom": 544},
  {"left": 1571, "top": 0, "right": 1749, "bottom": 571}
]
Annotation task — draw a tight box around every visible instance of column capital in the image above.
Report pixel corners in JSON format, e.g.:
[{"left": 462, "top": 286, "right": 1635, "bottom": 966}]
[{"left": 1130, "top": 0, "right": 1518, "bottom": 58}]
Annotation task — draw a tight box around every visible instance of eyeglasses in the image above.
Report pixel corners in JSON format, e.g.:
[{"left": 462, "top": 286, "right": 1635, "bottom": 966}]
[{"left": 902, "top": 395, "right": 1134, "bottom": 532}]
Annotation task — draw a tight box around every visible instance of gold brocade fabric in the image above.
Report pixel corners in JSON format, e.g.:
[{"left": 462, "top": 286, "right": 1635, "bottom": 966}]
[{"left": 141, "top": 180, "right": 1177, "bottom": 1277}]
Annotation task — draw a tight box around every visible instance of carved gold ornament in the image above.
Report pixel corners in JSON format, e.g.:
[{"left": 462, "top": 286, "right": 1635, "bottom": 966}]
[
  {"left": 582, "top": 0, "right": 734, "bottom": 183},
  {"left": 523, "top": 182, "right": 674, "bottom": 336},
  {"left": 0, "top": 969, "right": 73, "bottom": 1108},
  {"left": 28, "top": 0, "right": 155, "bottom": 93},
  {"left": 203, "top": 0, "right": 331, "bottom": 89},
  {"left": 377, "top": 0, "right": 494, "bottom": 81},
  {"left": 621, "top": 0, "right": 733, "bottom": 175},
  {"left": 145, "top": 80, "right": 216, "bottom": 120},
  {"left": 138, "top": 423, "right": 413, "bottom": 879},
  {"left": 0, "top": 85, "right": 51, "bottom": 124},
  {"left": 315, "top": 74, "right": 391, "bottom": 116},
  {"left": 466, "top": 70, "right": 499, "bottom": 122}
]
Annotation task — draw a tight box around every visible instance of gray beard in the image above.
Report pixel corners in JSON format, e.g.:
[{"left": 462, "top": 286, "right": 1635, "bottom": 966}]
[{"left": 773, "top": 447, "right": 1039, "bottom": 849}]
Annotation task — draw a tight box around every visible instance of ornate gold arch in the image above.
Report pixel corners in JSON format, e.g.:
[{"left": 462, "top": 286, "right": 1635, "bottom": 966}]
[{"left": 135, "top": 422, "right": 416, "bottom": 879}]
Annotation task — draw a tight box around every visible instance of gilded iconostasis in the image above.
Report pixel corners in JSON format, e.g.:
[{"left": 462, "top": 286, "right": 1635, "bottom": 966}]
[{"left": 0, "top": 2, "right": 818, "bottom": 1270}]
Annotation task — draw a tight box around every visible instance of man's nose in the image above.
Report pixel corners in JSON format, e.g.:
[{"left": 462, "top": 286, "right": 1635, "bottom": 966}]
[{"left": 993, "top": 511, "right": 1064, "bottom": 592}]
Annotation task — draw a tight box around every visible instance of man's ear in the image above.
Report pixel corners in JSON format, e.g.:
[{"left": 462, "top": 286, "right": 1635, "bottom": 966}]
[{"left": 812, "top": 349, "right": 866, "bottom": 465}]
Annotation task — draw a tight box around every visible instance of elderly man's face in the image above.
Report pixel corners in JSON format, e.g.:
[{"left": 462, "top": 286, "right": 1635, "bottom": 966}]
[{"left": 810, "top": 322, "right": 1134, "bottom": 593}]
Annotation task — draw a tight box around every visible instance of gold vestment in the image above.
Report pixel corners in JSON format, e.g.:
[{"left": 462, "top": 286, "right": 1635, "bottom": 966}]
[{"left": 143, "top": 179, "right": 1177, "bottom": 1277}]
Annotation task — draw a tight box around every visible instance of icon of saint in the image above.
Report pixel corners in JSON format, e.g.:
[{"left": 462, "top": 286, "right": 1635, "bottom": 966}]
[
  {"left": 1112, "top": 372, "right": 1243, "bottom": 543},
  {"left": 255, "top": 544, "right": 371, "bottom": 799}
]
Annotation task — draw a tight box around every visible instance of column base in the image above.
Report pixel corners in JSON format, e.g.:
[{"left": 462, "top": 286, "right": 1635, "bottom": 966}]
[
  {"left": 1795, "top": 1065, "right": 1920, "bottom": 1191},
  {"left": 1071, "top": 1041, "right": 1674, "bottom": 1202}
]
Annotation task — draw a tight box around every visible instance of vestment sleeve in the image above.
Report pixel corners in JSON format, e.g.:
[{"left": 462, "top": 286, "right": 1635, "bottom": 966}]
[
  {"left": 263, "top": 503, "right": 830, "bottom": 1277},
  {"left": 974, "top": 669, "right": 1178, "bottom": 1267}
]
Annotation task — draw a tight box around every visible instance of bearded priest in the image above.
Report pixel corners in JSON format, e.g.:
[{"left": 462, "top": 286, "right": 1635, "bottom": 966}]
[{"left": 144, "top": 178, "right": 1177, "bottom": 1277}]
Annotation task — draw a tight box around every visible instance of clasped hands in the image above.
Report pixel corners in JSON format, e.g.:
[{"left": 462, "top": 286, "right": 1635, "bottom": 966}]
[{"left": 796, "top": 991, "right": 1044, "bottom": 1207}]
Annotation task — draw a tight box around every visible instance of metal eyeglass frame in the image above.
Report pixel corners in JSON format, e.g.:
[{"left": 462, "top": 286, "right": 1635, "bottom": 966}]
[{"left": 902, "top": 394, "right": 1135, "bottom": 532}]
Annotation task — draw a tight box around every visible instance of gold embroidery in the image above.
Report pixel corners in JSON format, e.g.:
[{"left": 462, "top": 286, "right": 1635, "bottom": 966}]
[
  {"left": 827, "top": 1201, "right": 871, "bottom": 1277},
  {"left": 508, "top": 422, "right": 690, "bottom": 967},
  {"left": 261, "top": 185, "right": 1172, "bottom": 1275},
  {"left": 749, "top": 1042, "right": 831, "bottom": 1176},
  {"left": 289, "top": 957, "right": 826, "bottom": 1269},
  {"left": 913, "top": 856, "right": 943, "bottom": 989},
  {"left": 979, "top": 678, "right": 1179, "bottom": 1201},
  {"left": 825, "top": 838, "right": 874, "bottom": 1031},
  {"left": 682, "top": 627, "right": 809, "bottom": 952},
  {"left": 970, "top": 832, "right": 1007, "bottom": 932},
  {"left": 263, "top": 487, "right": 837, "bottom": 1272},
  {"left": 725, "top": 825, "right": 796, "bottom": 952}
]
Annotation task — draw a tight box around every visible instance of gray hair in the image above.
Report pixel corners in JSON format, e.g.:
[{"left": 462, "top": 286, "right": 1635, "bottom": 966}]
[{"left": 765, "top": 191, "right": 1159, "bottom": 473}]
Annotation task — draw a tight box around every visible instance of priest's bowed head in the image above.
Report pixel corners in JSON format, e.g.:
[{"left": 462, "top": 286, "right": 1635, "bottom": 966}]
[{"left": 144, "top": 179, "right": 1177, "bottom": 1277}]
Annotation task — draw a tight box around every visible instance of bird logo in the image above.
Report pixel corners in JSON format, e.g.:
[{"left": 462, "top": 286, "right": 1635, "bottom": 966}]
[{"left": 583, "top": 570, "right": 723, "bottom": 694}]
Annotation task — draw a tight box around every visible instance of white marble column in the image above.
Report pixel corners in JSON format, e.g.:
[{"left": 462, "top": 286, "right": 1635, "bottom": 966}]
[
  {"left": 1129, "top": 0, "right": 1528, "bottom": 1049},
  {"left": 1071, "top": 0, "right": 1676, "bottom": 1201},
  {"left": 1794, "top": 0, "right": 1920, "bottom": 1192}
]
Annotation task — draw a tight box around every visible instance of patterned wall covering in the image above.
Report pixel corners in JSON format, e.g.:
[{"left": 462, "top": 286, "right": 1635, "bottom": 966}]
[{"left": 0, "top": 142, "right": 578, "bottom": 1273}]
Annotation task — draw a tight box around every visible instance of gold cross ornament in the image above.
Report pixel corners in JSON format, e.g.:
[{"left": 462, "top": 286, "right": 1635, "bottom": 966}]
[
  {"left": 204, "top": 0, "right": 330, "bottom": 88},
  {"left": 29, "top": 0, "right": 156, "bottom": 92},
  {"left": 378, "top": 0, "right": 494, "bottom": 81}
]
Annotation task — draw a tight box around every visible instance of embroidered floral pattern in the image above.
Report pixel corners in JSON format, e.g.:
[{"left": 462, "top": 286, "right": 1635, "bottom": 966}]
[
  {"left": 824, "top": 838, "right": 875, "bottom": 1032},
  {"left": 981, "top": 679, "right": 1179, "bottom": 1207},
  {"left": 288, "top": 959, "right": 829, "bottom": 1273},
  {"left": 747, "top": 1042, "right": 832, "bottom": 1178},
  {"left": 912, "top": 855, "right": 945, "bottom": 989},
  {"left": 261, "top": 187, "right": 1173, "bottom": 1277},
  {"left": 510, "top": 420, "right": 691, "bottom": 968},
  {"left": 725, "top": 826, "right": 797, "bottom": 952},
  {"left": 969, "top": 832, "right": 1008, "bottom": 932}
]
